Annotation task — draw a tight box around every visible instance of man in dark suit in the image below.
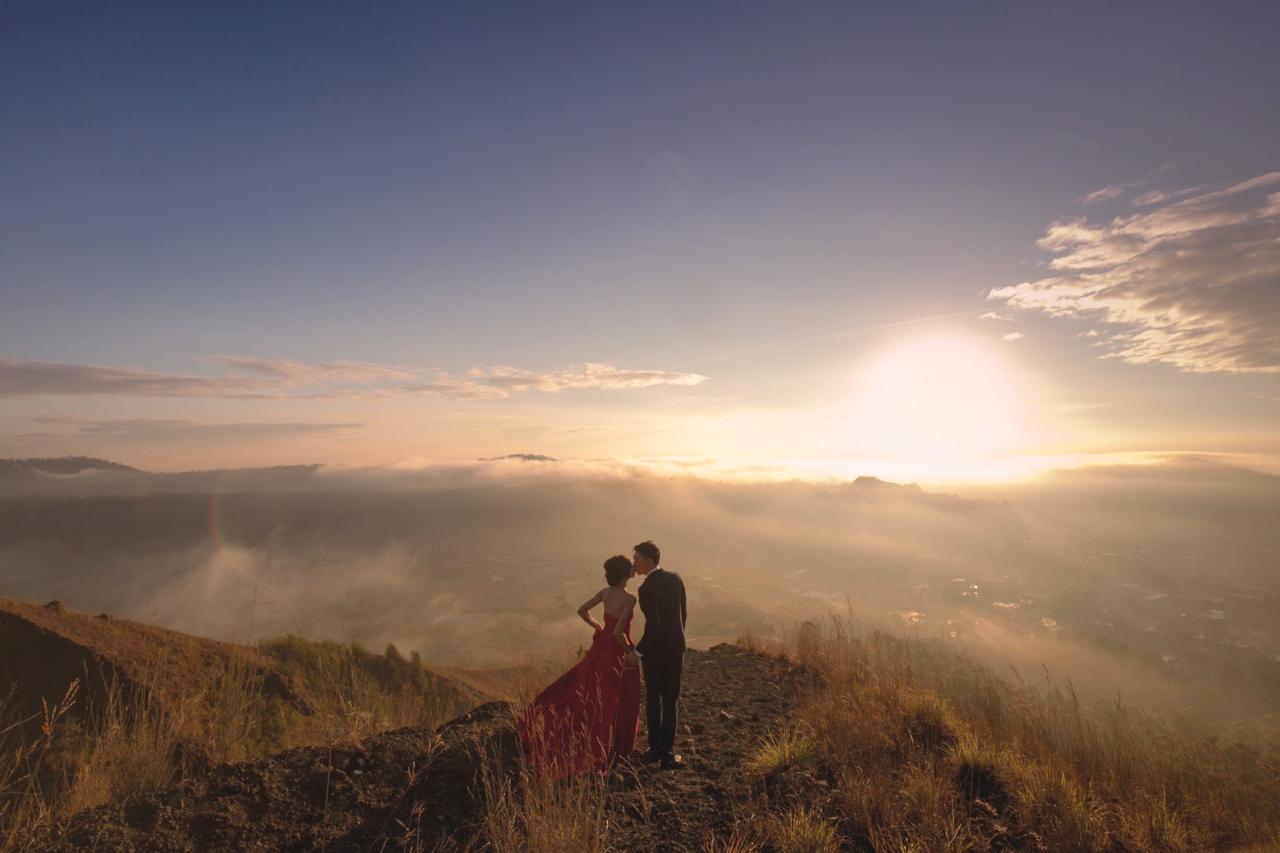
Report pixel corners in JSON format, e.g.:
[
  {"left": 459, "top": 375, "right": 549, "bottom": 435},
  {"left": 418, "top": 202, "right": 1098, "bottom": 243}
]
[{"left": 628, "top": 540, "right": 687, "bottom": 769}]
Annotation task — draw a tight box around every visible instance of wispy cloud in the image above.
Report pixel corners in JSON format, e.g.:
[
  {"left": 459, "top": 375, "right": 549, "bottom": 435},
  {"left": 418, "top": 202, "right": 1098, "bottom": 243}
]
[
  {"left": 988, "top": 172, "right": 1280, "bottom": 374},
  {"left": 207, "top": 356, "right": 415, "bottom": 384},
  {"left": 402, "top": 363, "right": 709, "bottom": 399},
  {"left": 464, "top": 363, "right": 707, "bottom": 394},
  {"left": 1081, "top": 183, "right": 1137, "bottom": 204},
  {"left": 0, "top": 358, "right": 709, "bottom": 399},
  {"left": 0, "top": 361, "right": 271, "bottom": 398},
  {"left": 979, "top": 311, "right": 1013, "bottom": 322},
  {"left": 1131, "top": 186, "right": 1203, "bottom": 207},
  {"left": 1002, "top": 332, "right": 1025, "bottom": 342}
]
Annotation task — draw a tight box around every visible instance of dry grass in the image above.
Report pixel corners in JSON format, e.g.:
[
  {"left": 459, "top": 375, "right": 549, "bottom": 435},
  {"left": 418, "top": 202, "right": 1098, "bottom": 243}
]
[
  {"left": 743, "top": 723, "right": 819, "bottom": 776},
  {"left": 769, "top": 806, "right": 839, "bottom": 853},
  {"left": 778, "top": 612, "right": 1280, "bottom": 852},
  {"left": 0, "top": 636, "right": 478, "bottom": 850},
  {"left": 59, "top": 680, "right": 180, "bottom": 815},
  {"left": 479, "top": 713, "right": 610, "bottom": 853},
  {"left": 0, "top": 670, "right": 237, "bottom": 850},
  {"left": 260, "top": 636, "right": 469, "bottom": 742},
  {"left": 701, "top": 824, "right": 766, "bottom": 853},
  {"left": 8, "top": 610, "right": 1279, "bottom": 852},
  {"left": 0, "top": 681, "right": 78, "bottom": 850}
]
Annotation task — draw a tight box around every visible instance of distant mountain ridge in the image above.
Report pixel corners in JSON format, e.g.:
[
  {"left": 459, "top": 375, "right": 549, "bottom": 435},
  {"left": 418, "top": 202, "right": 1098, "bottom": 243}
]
[
  {"left": 0, "top": 455, "right": 326, "bottom": 496},
  {"left": 0, "top": 455, "right": 140, "bottom": 478},
  {"left": 478, "top": 453, "right": 558, "bottom": 462}
]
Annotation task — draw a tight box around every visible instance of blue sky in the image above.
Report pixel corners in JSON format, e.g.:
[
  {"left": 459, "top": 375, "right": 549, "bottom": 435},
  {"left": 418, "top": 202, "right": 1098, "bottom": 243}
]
[{"left": 3, "top": 2, "right": 1278, "bottom": 479}]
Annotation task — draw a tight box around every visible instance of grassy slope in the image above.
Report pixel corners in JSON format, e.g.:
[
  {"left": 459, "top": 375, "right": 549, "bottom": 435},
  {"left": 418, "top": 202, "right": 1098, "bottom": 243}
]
[
  {"left": 6, "top": 598, "right": 1280, "bottom": 851},
  {"left": 0, "top": 597, "right": 489, "bottom": 847}
]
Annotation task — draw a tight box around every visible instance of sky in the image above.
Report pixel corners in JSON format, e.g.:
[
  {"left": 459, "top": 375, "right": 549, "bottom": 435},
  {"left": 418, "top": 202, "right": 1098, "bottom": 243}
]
[{"left": 2, "top": 2, "right": 1278, "bottom": 483}]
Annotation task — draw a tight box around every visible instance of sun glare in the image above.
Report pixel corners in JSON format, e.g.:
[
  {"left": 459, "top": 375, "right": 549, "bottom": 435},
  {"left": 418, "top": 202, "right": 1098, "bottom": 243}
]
[{"left": 849, "top": 334, "right": 1034, "bottom": 477}]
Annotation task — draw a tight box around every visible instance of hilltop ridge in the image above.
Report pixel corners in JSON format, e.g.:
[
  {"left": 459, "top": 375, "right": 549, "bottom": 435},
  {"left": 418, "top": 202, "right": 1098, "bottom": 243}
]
[
  {"left": 6, "top": 601, "right": 1279, "bottom": 850},
  {"left": 36, "top": 644, "right": 808, "bottom": 851}
]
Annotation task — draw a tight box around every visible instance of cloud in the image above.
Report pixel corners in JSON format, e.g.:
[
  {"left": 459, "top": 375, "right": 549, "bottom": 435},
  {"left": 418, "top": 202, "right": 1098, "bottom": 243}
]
[
  {"left": 1001, "top": 332, "right": 1025, "bottom": 342},
  {"left": 401, "top": 363, "right": 708, "bottom": 400},
  {"left": 501, "top": 425, "right": 607, "bottom": 440},
  {"left": 1081, "top": 183, "right": 1137, "bottom": 204},
  {"left": 1131, "top": 186, "right": 1203, "bottom": 207},
  {"left": 988, "top": 172, "right": 1280, "bottom": 374},
  {"left": 461, "top": 363, "right": 708, "bottom": 395},
  {"left": 207, "top": 356, "right": 415, "bottom": 384},
  {"left": 29, "top": 416, "right": 363, "bottom": 441},
  {"left": 0, "top": 360, "right": 271, "bottom": 398},
  {"left": 0, "top": 358, "right": 709, "bottom": 399},
  {"left": 979, "top": 312, "right": 1013, "bottom": 322}
]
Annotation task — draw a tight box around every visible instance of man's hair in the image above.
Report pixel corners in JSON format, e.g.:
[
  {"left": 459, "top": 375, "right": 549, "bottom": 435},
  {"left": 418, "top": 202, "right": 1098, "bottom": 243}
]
[
  {"left": 632, "top": 540, "right": 661, "bottom": 566},
  {"left": 604, "top": 555, "right": 632, "bottom": 586}
]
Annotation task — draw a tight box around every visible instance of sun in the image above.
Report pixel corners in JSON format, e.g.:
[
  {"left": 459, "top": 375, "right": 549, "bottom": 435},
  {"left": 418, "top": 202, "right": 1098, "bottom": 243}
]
[{"left": 848, "top": 334, "right": 1034, "bottom": 475}]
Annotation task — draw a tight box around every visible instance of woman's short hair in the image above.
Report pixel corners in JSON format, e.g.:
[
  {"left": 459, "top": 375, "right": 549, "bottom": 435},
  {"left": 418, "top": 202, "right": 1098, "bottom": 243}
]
[{"left": 603, "top": 555, "right": 632, "bottom": 586}]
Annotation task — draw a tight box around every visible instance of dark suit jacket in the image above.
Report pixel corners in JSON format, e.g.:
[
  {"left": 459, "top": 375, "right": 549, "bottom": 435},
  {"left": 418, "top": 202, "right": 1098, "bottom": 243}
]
[{"left": 636, "top": 568, "right": 687, "bottom": 658}]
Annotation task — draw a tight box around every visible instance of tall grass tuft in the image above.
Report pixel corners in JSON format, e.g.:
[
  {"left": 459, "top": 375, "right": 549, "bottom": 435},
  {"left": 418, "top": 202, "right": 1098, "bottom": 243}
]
[
  {"left": 743, "top": 724, "right": 819, "bottom": 776},
  {"left": 479, "top": 713, "right": 610, "bottom": 853},
  {"left": 60, "top": 680, "right": 180, "bottom": 814},
  {"left": 770, "top": 806, "right": 839, "bottom": 853},
  {"left": 0, "top": 681, "right": 78, "bottom": 850},
  {"left": 701, "top": 824, "right": 766, "bottom": 853}
]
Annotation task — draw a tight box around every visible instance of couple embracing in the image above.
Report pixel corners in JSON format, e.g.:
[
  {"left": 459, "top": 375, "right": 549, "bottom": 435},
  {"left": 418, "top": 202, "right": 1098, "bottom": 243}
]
[{"left": 516, "top": 540, "right": 687, "bottom": 776}]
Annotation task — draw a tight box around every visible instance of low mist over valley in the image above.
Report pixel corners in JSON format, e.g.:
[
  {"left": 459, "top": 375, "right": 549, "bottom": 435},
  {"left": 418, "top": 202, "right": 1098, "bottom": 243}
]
[{"left": 3, "top": 454, "right": 1277, "bottom": 730}]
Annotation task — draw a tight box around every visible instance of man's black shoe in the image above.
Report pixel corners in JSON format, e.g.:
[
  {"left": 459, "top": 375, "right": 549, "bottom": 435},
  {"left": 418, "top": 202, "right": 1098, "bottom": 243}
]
[
  {"left": 659, "top": 753, "right": 683, "bottom": 770},
  {"left": 643, "top": 749, "right": 663, "bottom": 763}
]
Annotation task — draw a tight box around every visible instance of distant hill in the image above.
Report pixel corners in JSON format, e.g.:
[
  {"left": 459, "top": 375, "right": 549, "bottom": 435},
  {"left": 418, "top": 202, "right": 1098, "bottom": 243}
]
[
  {"left": 0, "top": 456, "right": 326, "bottom": 495},
  {"left": 0, "top": 456, "right": 140, "bottom": 478},
  {"left": 851, "top": 474, "right": 921, "bottom": 491}
]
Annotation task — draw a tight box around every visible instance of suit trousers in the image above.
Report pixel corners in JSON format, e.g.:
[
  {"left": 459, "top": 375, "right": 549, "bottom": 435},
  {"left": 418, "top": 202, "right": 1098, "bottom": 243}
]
[{"left": 641, "top": 650, "right": 683, "bottom": 757}]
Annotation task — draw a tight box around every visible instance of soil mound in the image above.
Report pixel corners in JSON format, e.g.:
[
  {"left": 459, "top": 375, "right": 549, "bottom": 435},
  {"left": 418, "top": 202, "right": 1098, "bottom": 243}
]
[{"left": 40, "top": 644, "right": 810, "bottom": 851}]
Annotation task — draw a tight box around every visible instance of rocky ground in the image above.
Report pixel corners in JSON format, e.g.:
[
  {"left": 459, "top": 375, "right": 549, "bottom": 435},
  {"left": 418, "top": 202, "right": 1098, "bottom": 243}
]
[{"left": 39, "top": 643, "right": 811, "bottom": 851}]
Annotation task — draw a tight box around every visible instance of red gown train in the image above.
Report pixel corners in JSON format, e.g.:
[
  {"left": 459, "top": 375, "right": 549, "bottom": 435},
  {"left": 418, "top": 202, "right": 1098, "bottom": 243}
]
[{"left": 516, "top": 611, "right": 641, "bottom": 778}]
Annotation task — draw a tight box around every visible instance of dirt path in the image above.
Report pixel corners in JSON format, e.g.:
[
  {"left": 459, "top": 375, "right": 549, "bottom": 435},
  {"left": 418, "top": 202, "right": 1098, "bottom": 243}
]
[
  {"left": 604, "top": 643, "right": 809, "bottom": 850},
  {"left": 40, "top": 644, "right": 809, "bottom": 851}
]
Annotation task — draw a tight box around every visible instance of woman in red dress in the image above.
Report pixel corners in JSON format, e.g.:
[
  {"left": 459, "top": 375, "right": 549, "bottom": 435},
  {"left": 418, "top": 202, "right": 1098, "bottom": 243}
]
[{"left": 516, "top": 555, "right": 642, "bottom": 778}]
